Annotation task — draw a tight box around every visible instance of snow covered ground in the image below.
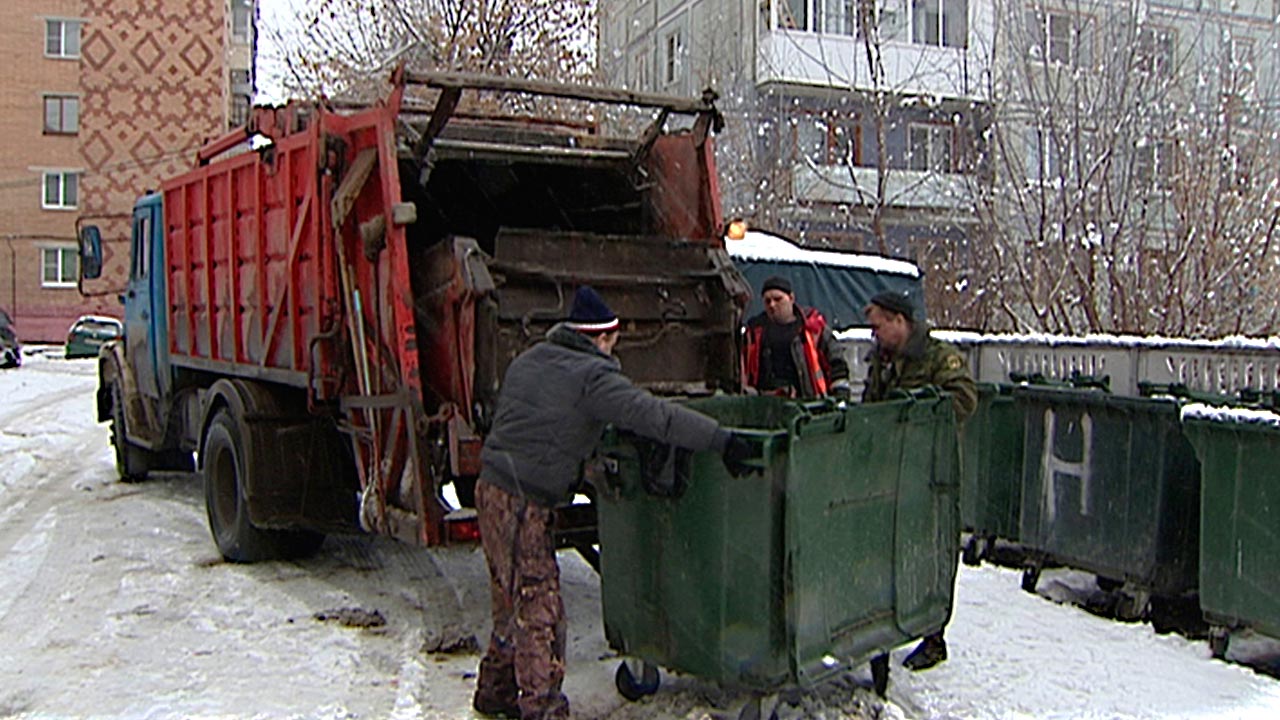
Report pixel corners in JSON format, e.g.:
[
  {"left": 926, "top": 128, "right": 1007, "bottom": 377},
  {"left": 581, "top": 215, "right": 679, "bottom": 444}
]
[{"left": 2, "top": 350, "right": 1279, "bottom": 719}]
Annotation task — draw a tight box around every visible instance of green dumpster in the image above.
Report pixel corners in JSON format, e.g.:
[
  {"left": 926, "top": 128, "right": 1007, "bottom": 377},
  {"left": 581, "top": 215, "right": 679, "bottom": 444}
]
[
  {"left": 960, "top": 383, "right": 1024, "bottom": 560},
  {"left": 1182, "top": 406, "right": 1280, "bottom": 657},
  {"left": 1015, "top": 386, "right": 1200, "bottom": 609},
  {"left": 594, "top": 392, "right": 959, "bottom": 694}
]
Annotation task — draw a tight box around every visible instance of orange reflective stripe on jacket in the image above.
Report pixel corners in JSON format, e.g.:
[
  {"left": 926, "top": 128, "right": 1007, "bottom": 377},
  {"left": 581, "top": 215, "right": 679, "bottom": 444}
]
[
  {"left": 742, "top": 306, "right": 830, "bottom": 397},
  {"left": 743, "top": 324, "right": 763, "bottom": 389},
  {"left": 800, "top": 328, "right": 827, "bottom": 396}
]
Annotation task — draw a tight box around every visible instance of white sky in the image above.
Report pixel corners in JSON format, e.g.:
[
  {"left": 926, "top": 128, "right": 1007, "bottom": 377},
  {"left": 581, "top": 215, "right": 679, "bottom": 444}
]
[{"left": 254, "top": 0, "right": 304, "bottom": 104}]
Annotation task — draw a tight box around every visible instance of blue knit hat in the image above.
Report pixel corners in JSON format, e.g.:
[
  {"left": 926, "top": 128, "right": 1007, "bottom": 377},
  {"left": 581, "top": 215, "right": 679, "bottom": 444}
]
[{"left": 566, "top": 285, "right": 619, "bottom": 333}]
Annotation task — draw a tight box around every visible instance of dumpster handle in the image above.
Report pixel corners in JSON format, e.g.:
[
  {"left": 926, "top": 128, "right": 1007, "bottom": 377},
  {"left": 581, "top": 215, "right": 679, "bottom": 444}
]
[
  {"left": 729, "top": 432, "right": 769, "bottom": 475},
  {"left": 794, "top": 407, "right": 846, "bottom": 435}
]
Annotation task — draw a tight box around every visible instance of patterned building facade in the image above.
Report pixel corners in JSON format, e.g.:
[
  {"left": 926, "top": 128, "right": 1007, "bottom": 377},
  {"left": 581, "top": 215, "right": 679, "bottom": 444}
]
[{"left": 0, "top": 0, "right": 252, "bottom": 343}]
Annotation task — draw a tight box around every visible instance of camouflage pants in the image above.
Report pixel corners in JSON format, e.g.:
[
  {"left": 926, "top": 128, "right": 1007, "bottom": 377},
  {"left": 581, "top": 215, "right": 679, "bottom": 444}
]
[{"left": 474, "top": 480, "right": 569, "bottom": 720}]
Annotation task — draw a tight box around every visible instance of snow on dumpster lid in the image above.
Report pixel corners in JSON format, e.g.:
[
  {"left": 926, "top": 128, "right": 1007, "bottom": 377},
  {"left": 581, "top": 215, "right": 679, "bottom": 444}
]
[
  {"left": 1181, "top": 402, "right": 1280, "bottom": 427},
  {"left": 726, "top": 231, "right": 921, "bottom": 278}
]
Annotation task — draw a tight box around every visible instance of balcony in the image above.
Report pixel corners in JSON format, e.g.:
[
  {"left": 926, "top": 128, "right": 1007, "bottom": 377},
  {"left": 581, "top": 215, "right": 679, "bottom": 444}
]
[
  {"left": 793, "top": 164, "right": 974, "bottom": 211},
  {"left": 756, "top": 1, "right": 992, "bottom": 101},
  {"left": 759, "top": 32, "right": 986, "bottom": 100}
]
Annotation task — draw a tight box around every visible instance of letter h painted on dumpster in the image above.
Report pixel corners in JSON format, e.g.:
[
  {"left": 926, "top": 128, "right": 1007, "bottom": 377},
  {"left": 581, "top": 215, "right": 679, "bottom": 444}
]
[{"left": 1039, "top": 408, "right": 1092, "bottom": 522}]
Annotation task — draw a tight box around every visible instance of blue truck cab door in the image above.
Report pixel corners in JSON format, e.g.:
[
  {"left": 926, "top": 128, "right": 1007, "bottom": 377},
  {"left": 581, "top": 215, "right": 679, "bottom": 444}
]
[{"left": 124, "top": 196, "right": 164, "bottom": 399}]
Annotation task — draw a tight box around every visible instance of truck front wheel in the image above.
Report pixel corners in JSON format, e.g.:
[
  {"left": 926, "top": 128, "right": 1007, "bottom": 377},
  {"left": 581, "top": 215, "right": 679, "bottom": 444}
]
[
  {"left": 111, "top": 383, "right": 152, "bottom": 482},
  {"left": 203, "top": 408, "right": 323, "bottom": 562}
]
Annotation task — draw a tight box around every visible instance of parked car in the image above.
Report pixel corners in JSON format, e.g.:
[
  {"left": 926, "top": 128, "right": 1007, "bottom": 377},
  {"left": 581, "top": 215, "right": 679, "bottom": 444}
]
[
  {"left": 0, "top": 308, "right": 19, "bottom": 368},
  {"left": 65, "top": 315, "right": 122, "bottom": 359}
]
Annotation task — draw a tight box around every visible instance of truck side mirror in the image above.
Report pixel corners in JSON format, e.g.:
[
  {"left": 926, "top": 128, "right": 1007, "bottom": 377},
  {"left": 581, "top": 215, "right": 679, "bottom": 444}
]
[{"left": 79, "top": 225, "right": 103, "bottom": 280}]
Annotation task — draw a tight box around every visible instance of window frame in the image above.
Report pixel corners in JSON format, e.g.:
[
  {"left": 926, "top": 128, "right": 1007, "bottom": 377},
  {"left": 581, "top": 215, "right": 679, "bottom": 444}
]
[
  {"left": 1025, "top": 126, "right": 1062, "bottom": 183},
  {"left": 910, "top": 0, "right": 968, "bottom": 49},
  {"left": 231, "top": 0, "right": 253, "bottom": 42},
  {"left": 631, "top": 49, "right": 651, "bottom": 91},
  {"left": 42, "top": 171, "right": 80, "bottom": 210},
  {"left": 1227, "top": 35, "right": 1255, "bottom": 94},
  {"left": 229, "top": 94, "right": 251, "bottom": 129},
  {"left": 907, "top": 122, "right": 955, "bottom": 174},
  {"left": 778, "top": 0, "right": 810, "bottom": 30},
  {"left": 40, "top": 245, "right": 79, "bottom": 288},
  {"left": 794, "top": 111, "right": 862, "bottom": 167},
  {"left": 44, "top": 19, "right": 82, "bottom": 59},
  {"left": 1137, "top": 25, "right": 1176, "bottom": 78},
  {"left": 821, "top": 0, "right": 856, "bottom": 36},
  {"left": 42, "top": 94, "right": 80, "bottom": 135},
  {"left": 1134, "top": 140, "right": 1176, "bottom": 193},
  {"left": 1028, "top": 10, "right": 1092, "bottom": 69},
  {"left": 662, "top": 28, "right": 684, "bottom": 87}
]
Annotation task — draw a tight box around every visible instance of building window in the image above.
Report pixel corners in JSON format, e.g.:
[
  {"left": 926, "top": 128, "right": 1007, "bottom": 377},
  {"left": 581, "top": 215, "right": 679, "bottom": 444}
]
[
  {"left": 911, "top": 0, "right": 967, "bottom": 48},
  {"left": 1135, "top": 141, "right": 1175, "bottom": 191},
  {"left": 776, "top": 0, "right": 862, "bottom": 36},
  {"left": 43, "top": 171, "right": 79, "bottom": 209},
  {"left": 662, "top": 29, "right": 684, "bottom": 86},
  {"left": 779, "top": 0, "right": 809, "bottom": 30},
  {"left": 1137, "top": 26, "right": 1175, "bottom": 78},
  {"left": 42, "top": 246, "right": 79, "bottom": 288},
  {"left": 43, "top": 95, "right": 80, "bottom": 135},
  {"left": 232, "top": 1, "right": 253, "bottom": 42},
  {"left": 908, "top": 123, "right": 953, "bottom": 173},
  {"left": 45, "top": 19, "right": 82, "bottom": 58},
  {"left": 230, "top": 94, "right": 251, "bottom": 128},
  {"left": 795, "top": 113, "right": 860, "bottom": 166},
  {"left": 1029, "top": 11, "right": 1091, "bottom": 68},
  {"left": 1227, "top": 36, "right": 1255, "bottom": 93},
  {"left": 1025, "top": 127, "right": 1061, "bottom": 182},
  {"left": 631, "top": 50, "right": 650, "bottom": 91},
  {"left": 822, "top": 0, "right": 855, "bottom": 36}
]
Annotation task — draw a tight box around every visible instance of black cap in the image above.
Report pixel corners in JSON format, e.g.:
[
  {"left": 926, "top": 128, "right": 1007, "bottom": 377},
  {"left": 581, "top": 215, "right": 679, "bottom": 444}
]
[
  {"left": 566, "top": 285, "right": 620, "bottom": 333},
  {"left": 761, "top": 276, "right": 793, "bottom": 295},
  {"left": 868, "top": 290, "right": 918, "bottom": 320}
]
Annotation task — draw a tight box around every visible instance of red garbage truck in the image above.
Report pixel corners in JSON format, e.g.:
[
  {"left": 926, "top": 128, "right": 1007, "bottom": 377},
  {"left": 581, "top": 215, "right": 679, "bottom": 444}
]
[{"left": 79, "top": 70, "right": 747, "bottom": 561}]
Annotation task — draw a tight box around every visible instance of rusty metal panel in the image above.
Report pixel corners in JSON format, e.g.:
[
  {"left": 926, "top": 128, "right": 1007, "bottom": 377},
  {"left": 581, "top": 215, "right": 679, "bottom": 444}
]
[
  {"left": 486, "top": 229, "right": 744, "bottom": 394},
  {"left": 645, "top": 134, "right": 721, "bottom": 241}
]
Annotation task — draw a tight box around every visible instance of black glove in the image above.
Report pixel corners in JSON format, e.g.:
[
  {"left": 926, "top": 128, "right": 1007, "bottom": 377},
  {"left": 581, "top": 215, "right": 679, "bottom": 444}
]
[{"left": 721, "top": 433, "right": 758, "bottom": 478}]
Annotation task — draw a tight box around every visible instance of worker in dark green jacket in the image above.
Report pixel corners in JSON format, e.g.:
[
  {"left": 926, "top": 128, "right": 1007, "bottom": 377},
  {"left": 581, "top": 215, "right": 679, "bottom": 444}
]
[{"left": 862, "top": 289, "right": 976, "bottom": 671}]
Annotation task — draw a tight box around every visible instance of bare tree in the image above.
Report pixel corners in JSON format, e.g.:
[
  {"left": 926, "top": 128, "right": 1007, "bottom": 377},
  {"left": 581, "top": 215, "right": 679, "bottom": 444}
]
[
  {"left": 974, "top": 0, "right": 1280, "bottom": 336},
  {"left": 261, "top": 0, "right": 595, "bottom": 103}
]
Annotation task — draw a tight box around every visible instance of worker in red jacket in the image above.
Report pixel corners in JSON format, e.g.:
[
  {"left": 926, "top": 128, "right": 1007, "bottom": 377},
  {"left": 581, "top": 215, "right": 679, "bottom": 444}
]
[{"left": 741, "top": 276, "right": 850, "bottom": 398}]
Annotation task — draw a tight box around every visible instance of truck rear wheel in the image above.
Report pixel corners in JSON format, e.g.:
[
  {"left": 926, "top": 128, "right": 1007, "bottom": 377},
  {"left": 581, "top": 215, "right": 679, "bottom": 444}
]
[{"left": 203, "top": 408, "right": 323, "bottom": 562}]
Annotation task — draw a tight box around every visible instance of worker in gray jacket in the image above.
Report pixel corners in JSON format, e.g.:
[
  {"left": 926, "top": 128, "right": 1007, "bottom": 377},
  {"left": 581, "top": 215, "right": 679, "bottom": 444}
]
[{"left": 472, "top": 285, "right": 753, "bottom": 720}]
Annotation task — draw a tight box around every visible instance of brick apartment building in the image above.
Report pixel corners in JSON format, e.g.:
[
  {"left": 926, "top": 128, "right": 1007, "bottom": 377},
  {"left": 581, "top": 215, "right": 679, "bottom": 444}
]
[{"left": 0, "top": 0, "right": 254, "bottom": 343}]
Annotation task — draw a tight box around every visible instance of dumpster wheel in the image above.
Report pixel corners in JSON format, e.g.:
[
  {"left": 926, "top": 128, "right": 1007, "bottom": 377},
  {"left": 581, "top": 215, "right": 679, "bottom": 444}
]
[
  {"left": 615, "top": 659, "right": 659, "bottom": 701},
  {"left": 1209, "top": 626, "right": 1231, "bottom": 659},
  {"left": 737, "top": 694, "right": 780, "bottom": 720},
  {"left": 871, "top": 652, "right": 890, "bottom": 697},
  {"left": 1020, "top": 566, "right": 1040, "bottom": 593}
]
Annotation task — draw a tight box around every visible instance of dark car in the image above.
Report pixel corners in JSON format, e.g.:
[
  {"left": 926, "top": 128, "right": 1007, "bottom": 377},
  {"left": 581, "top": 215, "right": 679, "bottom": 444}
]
[
  {"left": 0, "top": 308, "right": 19, "bottom": 368},
  {"left": 65, "top": 315, "right": 123, "bottom": 359}
]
